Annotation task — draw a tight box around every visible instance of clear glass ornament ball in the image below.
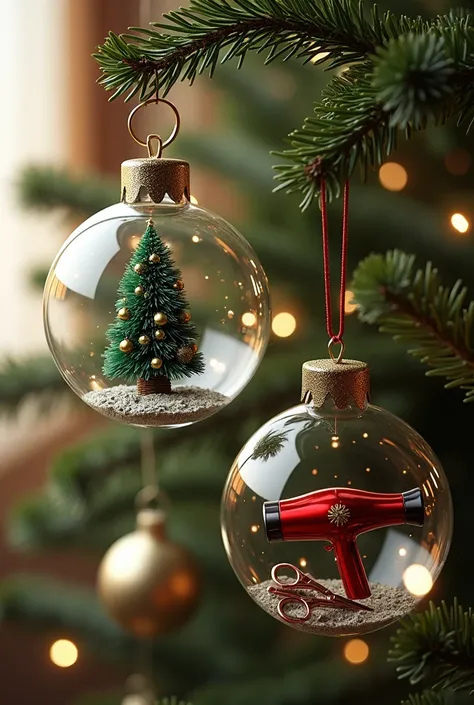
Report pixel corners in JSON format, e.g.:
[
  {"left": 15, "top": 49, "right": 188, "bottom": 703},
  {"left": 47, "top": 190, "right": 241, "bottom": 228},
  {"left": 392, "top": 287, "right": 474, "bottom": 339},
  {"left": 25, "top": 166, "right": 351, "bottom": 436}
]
[
  {"left": 221, "top": 400, "right": 452, "bottom": 636},
  {"left": 44, "top": 200, "right": 270, "bottom": 428}
]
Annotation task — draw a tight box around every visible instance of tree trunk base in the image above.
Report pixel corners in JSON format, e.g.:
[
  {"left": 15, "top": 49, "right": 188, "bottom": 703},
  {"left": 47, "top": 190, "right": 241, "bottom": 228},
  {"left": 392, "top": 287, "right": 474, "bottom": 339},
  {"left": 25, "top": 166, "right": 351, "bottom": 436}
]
[{"left": 137, "top": 377, "right": 172, "bottom": 396}]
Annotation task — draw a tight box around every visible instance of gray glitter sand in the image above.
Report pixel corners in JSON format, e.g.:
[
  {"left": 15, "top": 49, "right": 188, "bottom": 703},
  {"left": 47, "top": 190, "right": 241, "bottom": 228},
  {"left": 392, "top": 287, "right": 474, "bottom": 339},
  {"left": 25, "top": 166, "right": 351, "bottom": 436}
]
[
  {"left": 83, "top": 385, "right": 228, "bottom": 426},
  {"left": 248, "top": 578, "right": 416, "bottom": 636}
]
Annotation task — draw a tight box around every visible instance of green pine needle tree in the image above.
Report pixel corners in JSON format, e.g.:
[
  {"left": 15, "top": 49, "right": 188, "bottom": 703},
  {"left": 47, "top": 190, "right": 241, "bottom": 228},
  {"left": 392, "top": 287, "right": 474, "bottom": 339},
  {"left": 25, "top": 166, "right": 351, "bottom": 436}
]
[{"left": 103, "top": 219, "right": 204, "bottom": 393}]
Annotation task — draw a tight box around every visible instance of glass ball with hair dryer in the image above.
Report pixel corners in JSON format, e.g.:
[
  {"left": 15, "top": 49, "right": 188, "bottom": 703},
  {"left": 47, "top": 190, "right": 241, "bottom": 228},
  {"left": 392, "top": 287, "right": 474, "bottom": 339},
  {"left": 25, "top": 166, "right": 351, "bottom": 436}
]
[{"left": 221, "top": 359, "right": 453, "bottom": 636}]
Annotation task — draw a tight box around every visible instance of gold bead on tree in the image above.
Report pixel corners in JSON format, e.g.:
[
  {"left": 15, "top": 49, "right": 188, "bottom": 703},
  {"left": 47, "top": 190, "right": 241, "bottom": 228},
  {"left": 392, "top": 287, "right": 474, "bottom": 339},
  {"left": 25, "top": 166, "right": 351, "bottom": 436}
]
[
  {"left": 151, "top": 358, "right": 163, "bottom": 369},
  {"left": 190, "top": 344, "right": 198, "bottom": 354},
  {"left": 180, "top": 311, "right": 191, "bottom": 323},
  {"left": 134, "top": 262, "right": 146, "bottom": 275},
  {"left": 119, "top": 339, "right": 134, "bottom": 353},
  {"left": 97, "top": 509, "right": 200, "bottom": 637},
  {"left": 154, "top": 329, "right": 166, "bottom": 341},
  {"left": 138, "top": 335, "right": 150, "bottom": 345},
  {"left": 149, "top": 253, "right": 160, "bottom": 264},
  {"left": 173, "top": 280, "right": 184, "bottom": 290},
  {"left": 117, "top": 307, "right": 131, "bottom": 321},
  {"left": 135, "top": 286, "right": 144, "bottom": 296},
  {"left": 154, "top": 312, "right": 168, "bottom": 326}
]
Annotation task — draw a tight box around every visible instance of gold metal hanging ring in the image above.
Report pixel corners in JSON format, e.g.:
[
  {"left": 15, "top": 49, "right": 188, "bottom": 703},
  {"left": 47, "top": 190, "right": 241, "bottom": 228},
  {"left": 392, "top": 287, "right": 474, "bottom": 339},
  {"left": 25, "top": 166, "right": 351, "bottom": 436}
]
[
  {"left": 328, "top": 336, "right": 345, "bottom": 364},
  {"left": 128, "top": 98, "right": 181, "bottom": 153}
]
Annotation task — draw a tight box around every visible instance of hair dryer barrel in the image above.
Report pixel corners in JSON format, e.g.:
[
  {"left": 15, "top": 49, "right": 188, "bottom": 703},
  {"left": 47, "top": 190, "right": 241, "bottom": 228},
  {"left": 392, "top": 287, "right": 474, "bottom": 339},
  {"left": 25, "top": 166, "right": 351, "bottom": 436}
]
[{"left": 263, "top": 487, "right": 424, "bottom": 543}]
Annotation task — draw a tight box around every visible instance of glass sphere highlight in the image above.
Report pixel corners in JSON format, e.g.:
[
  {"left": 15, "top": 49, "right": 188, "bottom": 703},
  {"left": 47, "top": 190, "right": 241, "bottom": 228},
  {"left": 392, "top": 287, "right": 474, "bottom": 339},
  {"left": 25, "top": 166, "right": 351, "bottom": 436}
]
[
  {"left": 44, "top": 201, "right": 270, "bottom": 427},
  {"left": 221, "top": 401, "right": 452, "bottom": 636}
]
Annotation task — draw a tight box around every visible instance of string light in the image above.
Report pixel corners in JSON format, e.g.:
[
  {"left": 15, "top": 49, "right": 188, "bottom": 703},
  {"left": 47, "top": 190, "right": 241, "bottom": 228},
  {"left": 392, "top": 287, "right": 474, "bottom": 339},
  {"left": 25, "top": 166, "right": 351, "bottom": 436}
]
[
  {"left": 242, "top": 312, "right": 257, "bottom": 327},
  {"left": 344, "top": 290, "right": 357, "bottom": 314},
  {"left": 272, "top": 312, "right": 296, "bottom": 338},
  {"left": 299, "top": 558, "right": 307, "bottom": 568},
  {"left": 403, "top": 564, "right": 433, "bottom": 596},
  {"left": 451, "top": 213, "right": 470, "bottom": 234},
  {"left": 50, "top": 639, "right": 78, "bottom": 668},
  {"left": 192, "top": 235, "right": 200, "bottom": 243},
  {"left": 343, "top": 638, "right": 369, "bottom": 665},
  {"left": 379, "top": 162, "right": 408, "bottom": 192},
  {"left": 250, "top": 524, "right": 259, "bottom": 533}
]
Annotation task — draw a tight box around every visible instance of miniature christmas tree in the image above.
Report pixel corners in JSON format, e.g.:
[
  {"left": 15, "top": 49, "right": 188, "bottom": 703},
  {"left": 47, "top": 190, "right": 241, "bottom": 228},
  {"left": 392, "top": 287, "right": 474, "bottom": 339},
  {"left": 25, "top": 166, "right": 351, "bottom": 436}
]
[{"left": 103, "top": 219, "right": 204, "bottom": 395}]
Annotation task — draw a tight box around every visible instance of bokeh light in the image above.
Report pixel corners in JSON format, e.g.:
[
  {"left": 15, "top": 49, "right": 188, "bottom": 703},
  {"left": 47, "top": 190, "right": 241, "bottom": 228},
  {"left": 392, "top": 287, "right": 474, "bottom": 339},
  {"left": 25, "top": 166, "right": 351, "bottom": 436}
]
[
  {"left": 451, "top": 213, "right": 470, "bottom": 234},
  {"left": 403, "top": 564, "right": 433, "bottom": 596},
  {"left": 344, "top": 290, "right": 357, "bottom": 314},
  {"left": 241, "top": 312, "right": 257, "bottom": 327},
  {"left": 379, "top": 162, "right": 408, "bottom": 192},
  {"left": 50, "top": 639, "right": 78, "bottom": 668},
  {"left": 343, "top": 638, "right": 369, "bottom": 665},
  {"left": 272, "top": 312, "right": 296, "bottom": 338}
]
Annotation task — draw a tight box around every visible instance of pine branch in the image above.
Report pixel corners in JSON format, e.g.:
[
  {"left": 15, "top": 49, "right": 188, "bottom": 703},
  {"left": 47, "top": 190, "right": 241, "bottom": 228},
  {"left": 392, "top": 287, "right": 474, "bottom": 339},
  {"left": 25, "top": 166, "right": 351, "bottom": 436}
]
[
  {"left": 95, "top": 2, "right": 474, "bottom": 207},
  {"left": 19, "top": 166, "right": 117, "bottom": 218},
  {"left": 389, "top": 601, "right": 474, "bottom": 695},
  {"left": 402, "top": 691, "right": 449, "bottom": 705},
  {"left": 351, "top": 250, "right": 474, "bottom": 403},
  {"left": 95, "top": 0, "right": 382, "bottom": 101}
]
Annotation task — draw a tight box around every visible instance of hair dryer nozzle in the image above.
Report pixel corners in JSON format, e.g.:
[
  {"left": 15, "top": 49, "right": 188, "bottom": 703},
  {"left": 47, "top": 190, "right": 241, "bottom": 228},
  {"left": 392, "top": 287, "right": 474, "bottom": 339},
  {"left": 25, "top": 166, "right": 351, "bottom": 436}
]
[
  {"left": 263, "top": 500, "right": 283, "bottom": 541},
  {"left": 402, "top": 487, "right": 425, "bottom": 527}
]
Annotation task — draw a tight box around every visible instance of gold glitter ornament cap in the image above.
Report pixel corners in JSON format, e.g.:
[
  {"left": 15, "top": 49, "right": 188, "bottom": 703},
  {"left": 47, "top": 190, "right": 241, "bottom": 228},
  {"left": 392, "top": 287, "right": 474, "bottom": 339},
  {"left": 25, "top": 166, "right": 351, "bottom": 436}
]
[
  {"left": 121, "top": 157, "right": 190, "bottom": 205},
  {"left": 301, "top": 359, "right": 370, "bottom": 410},
  {"left": 122, "top": 97, "right": 190, "bottom": 205}
]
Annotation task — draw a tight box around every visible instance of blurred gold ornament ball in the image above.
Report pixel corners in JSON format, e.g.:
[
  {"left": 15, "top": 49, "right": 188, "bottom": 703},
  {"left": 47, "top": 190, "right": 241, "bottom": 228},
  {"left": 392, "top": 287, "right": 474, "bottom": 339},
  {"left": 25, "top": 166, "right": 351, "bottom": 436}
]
[
  {"left": 134, "top": 262, "right": 146, "bottom": 275},
  {"left": 97, "top": 509, "right": 200, "bottom": 637},
  {"left": 154, "top": 312, "right": 168, "bottom": 326},
  {"left": 117, "top": 307, "right": 131, "bottom": 321},
  {"left": 176, "top": 346, "right": 195, "bottom": 363},
  {"left": 135, "top": 286, "right": 144, "bottom": 296},
  {"left": 119, "top": 339, "right": 134, "bottom": 353},
  {"left": 173, "top": 280, "right": 184, "bottom": 290},
  {"left": 149, "top": 253, "right": 160, "bottom": 264},
  {"left": 154, "top": 329, "right": 166, "bottom": 341},
  {"left": 138, "top": 335, "right": 150, "bottom": 345},
  {"left": 180, "top": 311, "right": 191, "bottom": 323},
  {"left": 150, "top": 357, "right": 163, "bottom": 369}
]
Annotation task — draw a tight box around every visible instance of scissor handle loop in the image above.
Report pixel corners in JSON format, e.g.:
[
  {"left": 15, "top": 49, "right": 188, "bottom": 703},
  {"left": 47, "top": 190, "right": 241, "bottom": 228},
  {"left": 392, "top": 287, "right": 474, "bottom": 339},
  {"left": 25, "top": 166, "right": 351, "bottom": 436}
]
[{"left": 271, "top": 562, "right": 302, "bottom": 586}]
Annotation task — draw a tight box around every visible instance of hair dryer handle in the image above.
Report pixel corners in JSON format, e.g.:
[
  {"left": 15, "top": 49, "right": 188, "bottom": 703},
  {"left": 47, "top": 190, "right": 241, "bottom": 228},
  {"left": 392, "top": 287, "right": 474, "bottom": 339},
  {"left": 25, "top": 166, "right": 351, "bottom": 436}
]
[{"left": 333, "top": 537, "right": 371, "bottom": 600}]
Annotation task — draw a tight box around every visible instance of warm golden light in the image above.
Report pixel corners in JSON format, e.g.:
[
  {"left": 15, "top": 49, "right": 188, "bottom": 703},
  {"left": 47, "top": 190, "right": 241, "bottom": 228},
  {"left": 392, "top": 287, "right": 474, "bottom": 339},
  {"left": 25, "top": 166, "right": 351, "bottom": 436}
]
[
  {"left": 272, "top": 312, "right": 296, "bottom": 338},
  {"left": 250, "top": 524, "right": 259, "bottom": 533},
  {"left": 399, "top": 548, "right": 407, "bottom": 557},
  {"left": 190, "top": 195, "right": 199, "bottom": 205},
  {"left": 451, "top": 213, "right": 470, "bottom": 234},
  {"left": 344, "top": 290, "right": 358, "bottom": 314},
  {"left": 192, "top": 235, "right": 200, "bottom": 243},
  {"left": 299, "top": 558, "right": 307, "bottom": 568},
  {"left": 403, "top": 564, "right": 433, "bottom": 596},
  {"left": 379, "top": 162, "right": 408, "bottom": 192},
  {"left": 50, "top": 639, "right": 78, "bottom": 668},
  {"left": 242, "top": 312, "right": 257, "bottom": 327},
  {"left": 362, "top": 433, "right": 368, "bottom": 439},
  {"left": 343, "top": 638, "right": 369, "bottom": 665}
]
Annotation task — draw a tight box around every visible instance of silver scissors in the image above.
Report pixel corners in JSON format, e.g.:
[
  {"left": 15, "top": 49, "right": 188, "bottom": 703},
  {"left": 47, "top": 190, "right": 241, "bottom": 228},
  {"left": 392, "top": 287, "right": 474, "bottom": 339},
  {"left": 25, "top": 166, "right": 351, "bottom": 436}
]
[{"left": 268, "top": 563, "right": 373, "bottom": 624}]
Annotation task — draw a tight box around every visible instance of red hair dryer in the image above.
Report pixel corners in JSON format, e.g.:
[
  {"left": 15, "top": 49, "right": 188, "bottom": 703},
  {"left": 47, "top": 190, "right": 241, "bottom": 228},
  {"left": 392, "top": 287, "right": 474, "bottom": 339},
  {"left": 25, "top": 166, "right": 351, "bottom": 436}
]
[{"left": 263, "top": 487, "right": 424, "bottom": 600}]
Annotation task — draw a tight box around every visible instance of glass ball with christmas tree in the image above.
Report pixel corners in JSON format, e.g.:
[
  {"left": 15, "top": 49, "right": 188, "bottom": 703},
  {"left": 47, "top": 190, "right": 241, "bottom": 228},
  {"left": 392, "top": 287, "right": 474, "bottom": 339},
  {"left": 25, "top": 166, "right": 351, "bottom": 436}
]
[{"left": 44, "top": 101, "right": 271, "bottom": 428}]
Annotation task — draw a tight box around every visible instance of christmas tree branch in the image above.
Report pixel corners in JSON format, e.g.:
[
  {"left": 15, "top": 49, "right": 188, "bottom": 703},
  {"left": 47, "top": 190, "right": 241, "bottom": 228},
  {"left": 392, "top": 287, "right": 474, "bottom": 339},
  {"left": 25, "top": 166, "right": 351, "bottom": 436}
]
[
  {"left": 95, "top": 2, "right": 474, "bottom": 206},
  {"left": 351, "top": 250, "right": 474, "bottom": 403},
  {"left": 389, "top": 601, "right": 474, "bottom": 701}
]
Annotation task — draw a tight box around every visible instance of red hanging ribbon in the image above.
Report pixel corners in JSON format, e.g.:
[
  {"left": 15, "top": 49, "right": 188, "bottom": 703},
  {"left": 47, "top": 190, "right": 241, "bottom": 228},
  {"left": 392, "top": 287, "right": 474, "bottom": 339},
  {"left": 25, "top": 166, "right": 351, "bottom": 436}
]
[{"left": 319, "top": 180, "right": 350, "bottom": 358}]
